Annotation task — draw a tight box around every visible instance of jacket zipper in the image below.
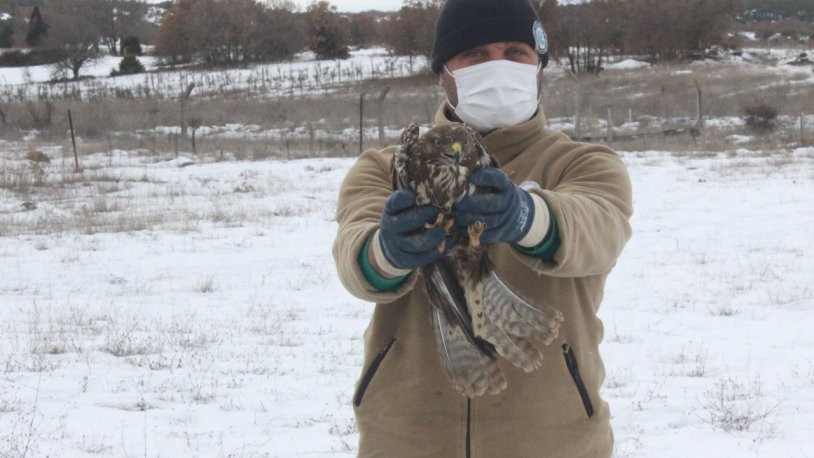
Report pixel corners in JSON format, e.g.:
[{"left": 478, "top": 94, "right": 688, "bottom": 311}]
[
  {"left": 465, "top": 397, "right": 472, "bottom": 458},
  {"left": 562, "top": 343, "right": 595, "bottom": 418},
  {"left": 353, "top": 338, "right": 396, "bottom": 407}
]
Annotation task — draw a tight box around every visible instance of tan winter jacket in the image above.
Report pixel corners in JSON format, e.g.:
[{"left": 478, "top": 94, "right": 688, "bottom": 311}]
[{"left": 333, "top": 104, "right": 633, "bottom": 458}]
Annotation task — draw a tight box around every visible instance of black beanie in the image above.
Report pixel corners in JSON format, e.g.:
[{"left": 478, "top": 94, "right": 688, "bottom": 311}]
[{"left": 431, "top": 0, "right": 549, "bottom": 74}]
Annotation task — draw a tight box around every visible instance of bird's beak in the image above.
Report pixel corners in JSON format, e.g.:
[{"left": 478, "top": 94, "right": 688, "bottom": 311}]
[{"left": 451, "top": 142, "right": 462, "bottom": 155}]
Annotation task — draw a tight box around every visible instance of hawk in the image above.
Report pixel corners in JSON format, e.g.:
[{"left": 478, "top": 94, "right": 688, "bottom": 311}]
[{"left": 391, "top": 122, "right": 564, "bottom": 397}]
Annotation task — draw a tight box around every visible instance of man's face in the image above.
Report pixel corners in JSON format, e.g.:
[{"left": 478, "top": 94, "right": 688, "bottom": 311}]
[{"left": 438, "top": 41, "right": 542, "bottom": 107}]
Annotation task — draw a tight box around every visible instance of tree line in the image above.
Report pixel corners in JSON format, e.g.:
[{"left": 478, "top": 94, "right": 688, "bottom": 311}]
[
  {"left": 540, "top": 0, "right": 744, "bottom": 75},
  {"left": 154, "top": 0, "right": 443, "bottom": 66},
  {"left": 0, "top": 0, "right": 810, "bottom": 80},
  {"left": 0, "top": 0, "right": 155, "bottom": 78}
]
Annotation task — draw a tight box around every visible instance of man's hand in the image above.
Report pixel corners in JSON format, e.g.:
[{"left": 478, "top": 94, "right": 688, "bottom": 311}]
[
  {"left": 452, "top": 168, "right": 535, "bottom": 245},
  {"left": 378, "top": 190, "right": 447, "bottom": 271}
]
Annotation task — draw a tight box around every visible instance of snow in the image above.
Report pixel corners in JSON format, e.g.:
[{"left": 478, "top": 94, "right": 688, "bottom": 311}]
[
  {"left": 1, "top": 145, "right": 813, "bottom": 456},
  {"left": 607, "top": 59, "right": 650, "bottom": 70},
  {"left": 0, "top": 48, "right": 428, "bottom": 100},
  {"left": 727, "top": 134, "right": 753, "bottom": 144},
  {"left": 0, "top": 55, "right": 162, "bottom": 85}
]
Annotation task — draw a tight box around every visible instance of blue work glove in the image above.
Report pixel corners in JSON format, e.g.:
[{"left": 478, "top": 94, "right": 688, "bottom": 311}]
[
  {"left": 451, "top": 168, "right": 535, "bottom": 245},
  {"left": 379, "top": 190, "right": 447, "bottom": 270}
]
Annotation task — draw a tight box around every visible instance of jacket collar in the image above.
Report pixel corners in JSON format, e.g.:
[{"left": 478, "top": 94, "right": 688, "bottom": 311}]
[{"left": 434, "top": 102, "right": 547, "bottom": 165}]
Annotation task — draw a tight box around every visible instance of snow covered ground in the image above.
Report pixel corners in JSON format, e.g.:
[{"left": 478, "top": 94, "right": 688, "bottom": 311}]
[
  {"left": 1, "top": 144, "right": 812, "bottom": 457},
  {"left": 0, "top": 48, "right": 428, "bottom": 101}
]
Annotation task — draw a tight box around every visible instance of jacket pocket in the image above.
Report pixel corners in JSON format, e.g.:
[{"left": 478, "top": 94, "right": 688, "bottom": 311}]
[
  {"left": 353, "top": 338, "right": 396, "bottom": 407},
  {"left": 562, "top": 343, "right": 594, "bottom": 418}
]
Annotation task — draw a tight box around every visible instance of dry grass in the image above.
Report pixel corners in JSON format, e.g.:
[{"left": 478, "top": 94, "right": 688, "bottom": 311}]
[
  {"left": 1, "top": 56, "right": 811, "bottom": 158},
  {"left": 700, "top": 376, "right": 777, "bottom": 433}
]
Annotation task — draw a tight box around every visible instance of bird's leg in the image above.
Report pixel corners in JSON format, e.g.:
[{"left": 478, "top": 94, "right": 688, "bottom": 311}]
[
  {"left": 468, "top": 221, "right": 485, "bottom": 248},
  {"left": 425, "top": 213, "right": 455, "bottom": 253},
  {"left": 424, "top": 212, "right": 445, "bottom": 230},
  {"left": 442, "top": 216, "right": 455, "bottom": 232}
]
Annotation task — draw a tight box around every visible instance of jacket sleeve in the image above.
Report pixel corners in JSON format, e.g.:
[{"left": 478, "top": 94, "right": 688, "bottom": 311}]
[
  {"left": 332, "top": 148, "right": 419, "bottom": 303},
  {"left": 502, "top": 146, "right": 633, "bottom": 278}
]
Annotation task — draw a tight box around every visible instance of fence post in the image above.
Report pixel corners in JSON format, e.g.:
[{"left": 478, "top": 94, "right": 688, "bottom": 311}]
[
  {"left": 574, "top": 91, "right": 581, "bottom": 139},
  {"left": 377, "top": 87, "right": 391, "bottom": 147},
  {"left": 308, "top": 122, "right": 315, "bottom": 156},
  {"left": 68, "top": 109, "right": 79, "bottom": 172},
  {"left": 179, "top": 83, "right": 196, "bottom": 140},
  {"left": 802, "top": 112, "right": 806, "bottom": 147},
  {"left": 359, "top": 91, "right": 366, "bottom": 154},
  {"left": 606, "top": 104, "right": 613, "bottom": 144},
  {"left": 694, "top": 79, "right": 703, "bottom": 129}
]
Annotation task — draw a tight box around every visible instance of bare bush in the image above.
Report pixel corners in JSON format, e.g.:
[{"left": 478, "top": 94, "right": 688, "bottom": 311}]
[
  {"left": 103, "top": 319, "right": 165, "bottom": 357},
  {"left": 743, "top": 103, "right": 778, "bottom": 133},
  {"left": 701, "top": 376, "right": 776, "bottom": 432},
  {"left": 25, "top": 101, "right": 53, "bottom": 129},
  {"left": 24, "top": 150, "right": 51, "bottom": 163}
]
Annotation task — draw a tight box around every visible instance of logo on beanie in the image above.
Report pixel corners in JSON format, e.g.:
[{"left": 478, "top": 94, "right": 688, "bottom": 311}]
[{"left": 533, "top": 20, "right": 548, "bottom": 54}]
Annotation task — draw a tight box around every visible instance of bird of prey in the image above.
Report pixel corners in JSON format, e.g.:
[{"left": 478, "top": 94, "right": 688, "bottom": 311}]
[{"left": 391, "top": 122, "right": 564, "bottom": 397}]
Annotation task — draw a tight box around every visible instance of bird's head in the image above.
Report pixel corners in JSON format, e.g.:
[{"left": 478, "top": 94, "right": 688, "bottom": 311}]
[
  {"left": 414, "top": 123, "right": 477, "bottom": 166},
  {"left": 391, "top": 122, "right": 497, "bottom": 195}
]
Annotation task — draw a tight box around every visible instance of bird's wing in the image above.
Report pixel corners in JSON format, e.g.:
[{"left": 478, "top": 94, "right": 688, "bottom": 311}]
[
  {"left": 481, "top": 267, "right": 564, "bottom": 371},
  {"left": 431, "top": 306, "right": 506, "bottom": 397},
  {"left": 423, "top": 261, "right": 496, "bottom": 360},
  {"left": 479, "top": 313, "right": 544, "bottom": 373}
]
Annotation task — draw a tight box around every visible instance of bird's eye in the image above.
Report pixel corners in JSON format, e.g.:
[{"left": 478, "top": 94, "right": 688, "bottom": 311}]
[{"left": 433, "top": 138, "right": 441, "bottom": 147}]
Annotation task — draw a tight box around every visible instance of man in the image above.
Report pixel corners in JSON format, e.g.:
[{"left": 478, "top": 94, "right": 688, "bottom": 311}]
[{"left": 332, "top": 0, "right": 632, "bottom": 456}]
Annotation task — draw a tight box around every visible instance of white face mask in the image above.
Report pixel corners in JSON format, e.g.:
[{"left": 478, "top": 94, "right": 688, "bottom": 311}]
[{"left": 446, "top": 60, "right": 541, "bottom": 133}]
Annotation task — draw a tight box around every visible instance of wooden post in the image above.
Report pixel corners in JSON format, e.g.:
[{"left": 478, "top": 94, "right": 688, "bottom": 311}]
[
  {"left": 574, "top": 91, "right": 581, "bottom": 139},
  {"left": 179, "top": 82, "right": 196, "bottom": 140},
  {"left": 359, "top": 91, "right": 366, "bottom": 154},
  {"left": 376, "top": 87, "right": 391, "bottom": 147},
  {"left": 308, "top": 122, "right": 315, "bottom": 156},
  {"left": 606, "top": 105, "right": 613, "bottom": 144},
  {"left": 68, "top": 109, "right": 79, "bottom": 172},
  {"left": 588, "top": 103, "right": 594, "bottom": 134},
  {"left": 694, "top": 79, "right": 703, "bottom": 129},
  {"left": 569, "top": 71, "right": 582, "bottom": 139}
]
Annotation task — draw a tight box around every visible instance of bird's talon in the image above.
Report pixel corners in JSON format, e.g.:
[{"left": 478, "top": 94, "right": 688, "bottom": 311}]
[
  {"left": 424, "top": 212, "right": 446, "bottom": 230},
  {"left": 468, "top": 221, "right": 485, "bottom": 248}
]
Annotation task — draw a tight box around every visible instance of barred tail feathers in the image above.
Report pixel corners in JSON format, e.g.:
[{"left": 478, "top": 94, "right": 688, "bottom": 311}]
[{"left": 432, "top": 307, "right": 507, "bottom": 397}]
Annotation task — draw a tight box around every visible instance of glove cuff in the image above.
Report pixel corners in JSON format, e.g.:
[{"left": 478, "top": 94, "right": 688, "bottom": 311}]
[
  {"left": 516, "top": 193, "right": 550, "bottom": 247},
  {"left": 372, "top": 229, "right": 414, "bottom": 277}
]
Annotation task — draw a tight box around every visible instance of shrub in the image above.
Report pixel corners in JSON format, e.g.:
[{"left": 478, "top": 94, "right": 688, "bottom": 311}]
[
  {"left": 743, "top": 103, "right": 778, "bottom": 133},
  {"left": 25, "top": 150, "right": 51, "bottom": 163},
  {"left": 0, "top": 49, "right": 66, "bottom": 67},
  {"left": 112, "top": 55, "right": 145, "bottom": 76}
]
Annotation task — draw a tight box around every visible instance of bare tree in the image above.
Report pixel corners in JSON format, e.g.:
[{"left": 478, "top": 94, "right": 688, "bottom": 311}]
[
  {"left": 349, "top": 11, "right": 384, "bottom": 48},
  {"left": 155, "top": 0, "right": 303, "bottom": 66},
  {"left": 99, "top": 0, "right": 149, "bottom": 56},
  {"left": 557, "top": 0, "right": 736, "bottom": 67},
  {"left": 44, "top": 0, "right": 105, "bottom": 80},
  {"left": 536, "top": 0, "right": 565, "bottom": 58},
  {"left": 384, "top": 0, "right": 439, "bottom": 72},
  {"left": 306, "top": 1, "right": 350, "bottom": 60}
]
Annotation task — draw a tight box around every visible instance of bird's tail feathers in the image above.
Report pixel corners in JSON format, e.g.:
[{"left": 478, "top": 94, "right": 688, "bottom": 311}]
[
  {"left": 431, "top": 307, "right": 507, "bottom": 397},
  {"left": 424, "top": 262, "right": 496, "bottom": 359}
]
